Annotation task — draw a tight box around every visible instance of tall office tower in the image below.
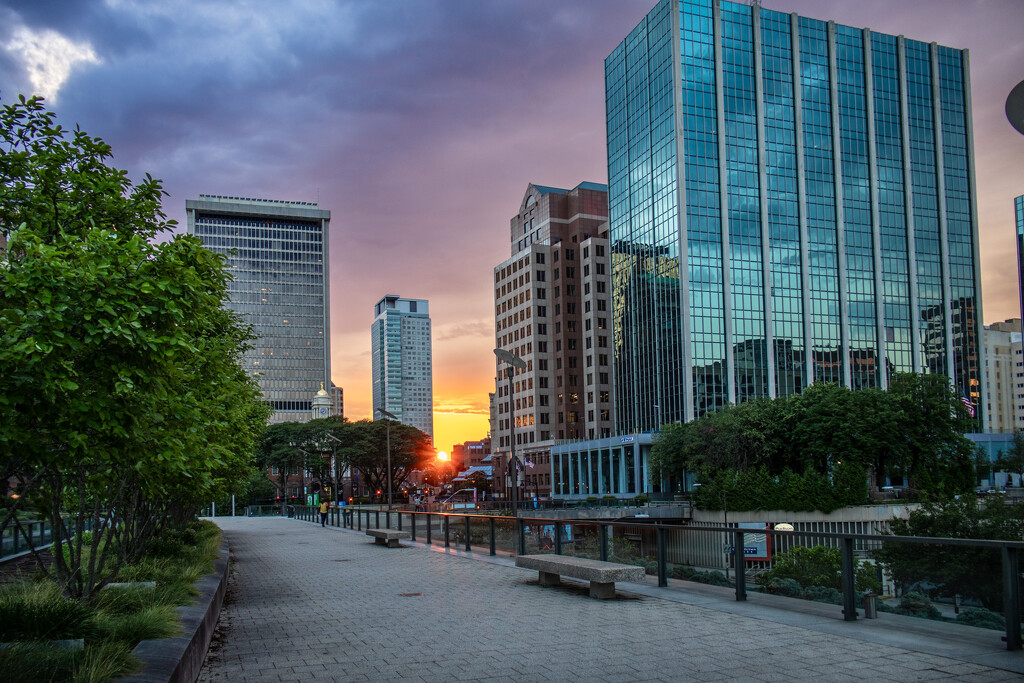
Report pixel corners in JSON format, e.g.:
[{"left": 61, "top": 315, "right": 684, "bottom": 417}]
[
  {"left": 185, "top": 195, "right": 331, "bottom": 423},
  {"left": 606, "top": 0, "right": 983, "bottom": 431},
  {"left": 371, "top": 295, "right": 434, "bottom": 439},
  {"left": 492, "top": 182, "right": 612, "bottom": 501}
]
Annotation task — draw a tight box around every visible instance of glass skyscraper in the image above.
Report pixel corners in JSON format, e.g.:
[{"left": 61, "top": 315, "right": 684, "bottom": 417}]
[
  {"left": 605, "top": 0, "right": 983, "bottom": 431},
  {"left": 186, "top": 195, "right": 331, "bottom": 423},
  {"left": 371, "top": 295, "right": 434, "bottom": 440}
]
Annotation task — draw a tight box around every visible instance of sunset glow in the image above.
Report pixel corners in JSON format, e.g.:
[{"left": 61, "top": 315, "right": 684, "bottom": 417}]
[{"left": 2, "top": 1, "right": 1018, "bottom": 458}]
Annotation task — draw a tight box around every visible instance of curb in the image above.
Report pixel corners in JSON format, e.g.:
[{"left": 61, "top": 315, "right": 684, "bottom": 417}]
[{"left": 116, "top": 537, "right": 230, "bottom": 683}]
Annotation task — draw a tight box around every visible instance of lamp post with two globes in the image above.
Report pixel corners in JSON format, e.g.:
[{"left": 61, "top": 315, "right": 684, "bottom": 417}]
[
  {"left": 494, "top": 347, "right": 527, "bottom": 514},
  {"left": 376, "top": 407, "right": 397, "bottom": 509}
]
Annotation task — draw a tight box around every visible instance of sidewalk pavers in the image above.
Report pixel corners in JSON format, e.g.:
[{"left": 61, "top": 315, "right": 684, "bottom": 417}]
[{"left": 197, "top": 517, "right": 1022, "bottom": 682}]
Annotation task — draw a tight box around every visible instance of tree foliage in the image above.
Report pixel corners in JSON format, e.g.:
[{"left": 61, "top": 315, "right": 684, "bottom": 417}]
[
  {"left": 874, "top": 495, "right": 1024, "bottom": 610},
  {"left": 996, "top": 429, "right": 1024, "bottom": 487},
  {"left": 1, "top": 95, "right": 270, "bottom": 598},
  {"left": 652, "top": 373, "right": 976, "bottom": 512},
  {"left": 254, "top": 417, "right": 435, "bottom": 506}
]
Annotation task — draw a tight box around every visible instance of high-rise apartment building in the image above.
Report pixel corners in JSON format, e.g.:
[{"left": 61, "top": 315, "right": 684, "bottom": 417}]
[
  {"left": 492, "top": 182, "right": 612, "bottom": 501},
  {"left": 371, "top": 295, "right": 433, "bottom": 439},
  {"left": 185, "top": 195, "right": 331, "bottom": 423},
  {"left": 605, "top": 0, "right": 983, "bottom": 432}
]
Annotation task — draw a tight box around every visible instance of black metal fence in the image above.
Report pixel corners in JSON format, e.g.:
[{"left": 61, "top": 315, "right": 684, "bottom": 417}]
[
  {"left": 0, "top": 517, "right": 101, "bottom": 564},
  {"left": 287, "top": 505, "right": 1024, "bottom": 651}
]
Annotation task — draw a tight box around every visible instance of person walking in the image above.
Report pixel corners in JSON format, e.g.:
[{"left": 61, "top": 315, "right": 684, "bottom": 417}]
[{"left": 318, "top": 499, "right": 329, "bottom": 527}]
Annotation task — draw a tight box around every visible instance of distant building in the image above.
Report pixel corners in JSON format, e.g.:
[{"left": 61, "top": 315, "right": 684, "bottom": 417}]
[
  {"left": 330, "top": 386, "right": 344, "bottom": 420},
  {"left": 185, "top": 195, "right": 332, "bottom": 423},
  {"left": 371, "top": 295, "right": 433, "bottom": 439},
  {"left": 492, "top": 182, "right": 612, "bottom": 502},
  {"left": 984, "top": 319, "right": 1022, "bottom": 433}
]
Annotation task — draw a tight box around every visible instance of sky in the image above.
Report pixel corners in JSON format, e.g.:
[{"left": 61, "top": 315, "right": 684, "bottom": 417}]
[{"left": 2, "top": 0, "right": 1023, "bottom": 455}]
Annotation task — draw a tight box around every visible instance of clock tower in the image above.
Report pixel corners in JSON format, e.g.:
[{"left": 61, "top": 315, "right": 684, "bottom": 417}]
[{"left": 312, "top": 382, "right": 331, "bottom": 420}]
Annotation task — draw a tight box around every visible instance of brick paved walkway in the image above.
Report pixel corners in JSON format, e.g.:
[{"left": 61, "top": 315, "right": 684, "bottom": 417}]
[{"left": 198, "top": 517, "right": 1023, "bottom": 682}]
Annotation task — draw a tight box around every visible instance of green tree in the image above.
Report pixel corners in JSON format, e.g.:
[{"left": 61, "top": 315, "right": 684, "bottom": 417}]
[
  {"left": 973, "top": 445, "right": 994, "bottom": 488},
  {"left": 255, "top": 422, "right": 307, "bottom": 513},
  {"left": 997, "top": 430, "right": 1024, "bottom": 487},
  {"left": 874, "top": 495, "right": 1024, "bottom": 610},
  {"left": 345, "top": 419, "right": 434, "bottom": 503},
  {"left": 1, "top": 95, "right": 268, "bottom": 598},
  {"left": 887, "top": 373, "right": 974, "bottom": 497},
  {"left": 788, "top": 383, "right": 898, "bottom": 489}
]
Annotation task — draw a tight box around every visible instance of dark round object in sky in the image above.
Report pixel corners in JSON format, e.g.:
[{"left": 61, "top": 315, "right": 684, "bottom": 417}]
[{"left": 1008, "top": 79, "right": 1024, "bottom": 136}]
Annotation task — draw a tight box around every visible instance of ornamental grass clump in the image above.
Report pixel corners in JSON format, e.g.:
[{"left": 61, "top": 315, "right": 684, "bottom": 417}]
[{"left": 0, "top": 520, "right": 221, "bottom": 683}]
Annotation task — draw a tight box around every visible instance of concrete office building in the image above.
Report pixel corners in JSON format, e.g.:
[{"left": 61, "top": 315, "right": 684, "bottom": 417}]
[
  {"left": 605, "top": 0, "right": 983, "bottom": 431},
  {"left": 185, "top": 195, "right": 331, "bottom": 423},
  {"left": 371, "top": 295, "right": 434, "bottom": 439},
  {"left": 492, "top": 182, "right": 612, "bottom": 501}
]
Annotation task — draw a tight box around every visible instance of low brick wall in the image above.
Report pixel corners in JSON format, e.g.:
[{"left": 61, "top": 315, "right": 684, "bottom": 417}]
[{"left": 117, "top": 538, "right": 229, "bottom": 683}]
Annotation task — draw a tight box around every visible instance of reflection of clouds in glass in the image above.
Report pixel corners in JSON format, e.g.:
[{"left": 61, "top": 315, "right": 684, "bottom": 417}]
[{"left": 5, "top": 26, "right": 99, "bottom": 101}]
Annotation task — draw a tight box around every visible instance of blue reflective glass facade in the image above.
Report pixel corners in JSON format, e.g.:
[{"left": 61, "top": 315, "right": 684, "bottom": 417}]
[{"left": 605, "top": 0, "right": 983, "bottom": 430}]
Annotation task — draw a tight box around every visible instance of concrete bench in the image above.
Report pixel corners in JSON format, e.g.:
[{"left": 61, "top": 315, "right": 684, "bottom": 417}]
[
  {"left": 515, "top": 554, "right": 646, "bottom": 599},
  {"left": 365, "top": 528, "right": 410, "bottom": 548}
]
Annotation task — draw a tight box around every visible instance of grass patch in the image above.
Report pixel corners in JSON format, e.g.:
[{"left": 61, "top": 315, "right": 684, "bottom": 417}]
[{"left": 0, "top": 519, "right": 221, "bottom": 682}]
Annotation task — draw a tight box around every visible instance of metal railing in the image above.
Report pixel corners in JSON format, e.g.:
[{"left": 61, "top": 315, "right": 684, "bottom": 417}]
[
  {"left": 0, "top": 519, "right": 56, "bottom": 562},
  {"left": 1, "top": 517, "right": 100, "bottom": 564},
  {"left": 286, "top": 505, "right": 1024, "bottom": 651}
]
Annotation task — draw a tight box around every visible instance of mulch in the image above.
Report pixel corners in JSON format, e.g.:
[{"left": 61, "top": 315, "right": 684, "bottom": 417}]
[{"left": 0, "top": 549, "right": 53, "bottom": 586}]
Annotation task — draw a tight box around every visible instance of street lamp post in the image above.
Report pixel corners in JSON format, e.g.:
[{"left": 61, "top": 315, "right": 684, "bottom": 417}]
[
  {"left": 326, "top": 432, "right": 344, "bottom": 507},
  {"left": 494, "top": 348, "right": 527, "bottom": 515},
  {"left": 376, "top": 407, "right": 397, "bottom": 509}
]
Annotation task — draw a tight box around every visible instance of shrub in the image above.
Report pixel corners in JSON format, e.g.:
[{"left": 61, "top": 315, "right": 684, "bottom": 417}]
[
  {"left": 689, "top": 570, "right": 732, "bottom": 587},
  {"left": 754, "top": 545, "right": 880, "bottom": 593},
  {"left": 956, "top": 607, "right": 1006, "bottom": 631},
  {"left": 761, "top": 577, "right": 803, "bottom": 598},
  {"left": 669, "top": 565, "right": 696, "bottom": 580},
  {"left": 633, "top": 494, "right": 650, "bottom": 505},
  {"left": 802, "top": 585, "right": 842, "bottom": 605},
  {"left": 894, "top": 591, "right": 941, "bottom": 619}
]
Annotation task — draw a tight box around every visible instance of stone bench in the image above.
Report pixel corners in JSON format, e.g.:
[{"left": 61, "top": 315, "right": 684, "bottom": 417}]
[
  {"left": 515, "top": 554, "right": 646, "bottom": 599},
  {"left": 365, "top": 528, "right": 410, "bottom": 548}
]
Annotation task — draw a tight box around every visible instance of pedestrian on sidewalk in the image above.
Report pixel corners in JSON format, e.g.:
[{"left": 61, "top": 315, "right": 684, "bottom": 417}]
[{"left": 319, "top": 499, "right": 329, "bottom": 527}]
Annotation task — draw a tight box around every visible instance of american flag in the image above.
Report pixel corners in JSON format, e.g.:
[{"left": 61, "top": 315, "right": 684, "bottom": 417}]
[{"left": 961, "top": 396, "right": 975, "bottom": 417}]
